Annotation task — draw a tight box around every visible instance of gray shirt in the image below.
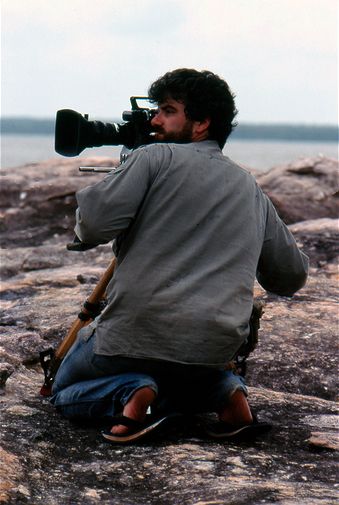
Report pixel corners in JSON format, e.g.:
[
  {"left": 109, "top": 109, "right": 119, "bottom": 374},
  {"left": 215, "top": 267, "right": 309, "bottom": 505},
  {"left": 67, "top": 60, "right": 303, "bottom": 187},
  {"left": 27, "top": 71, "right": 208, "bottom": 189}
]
[{"left": 75, "top": 140, "right": 308, "bottom": 367}]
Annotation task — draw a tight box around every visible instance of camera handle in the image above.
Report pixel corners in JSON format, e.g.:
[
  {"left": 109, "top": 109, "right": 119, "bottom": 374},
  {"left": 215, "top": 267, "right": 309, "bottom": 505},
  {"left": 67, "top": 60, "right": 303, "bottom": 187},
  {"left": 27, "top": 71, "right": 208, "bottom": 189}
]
[{"left": 79, "top": 166, "right": 113, "bottom": 173}]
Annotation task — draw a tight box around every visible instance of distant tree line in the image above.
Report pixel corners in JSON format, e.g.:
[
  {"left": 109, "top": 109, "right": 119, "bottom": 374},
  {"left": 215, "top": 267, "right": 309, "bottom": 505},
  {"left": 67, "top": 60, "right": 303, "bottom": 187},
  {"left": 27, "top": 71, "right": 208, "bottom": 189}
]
[
  {"left": 1, "top": 118, "right": 56, "bottom": 135},
  {"left": 232, "top": 123, "right": 338, "bottom": 142},
  {"left": 1, "top": 117, "right": 338, "bottom": 142}
]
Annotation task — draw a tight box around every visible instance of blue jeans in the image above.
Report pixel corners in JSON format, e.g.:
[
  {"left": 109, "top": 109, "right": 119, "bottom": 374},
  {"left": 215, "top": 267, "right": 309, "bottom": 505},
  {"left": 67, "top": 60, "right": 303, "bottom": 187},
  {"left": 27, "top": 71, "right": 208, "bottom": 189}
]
[{"left": 51, "top": 328, "right": 247, "bottom": 422}]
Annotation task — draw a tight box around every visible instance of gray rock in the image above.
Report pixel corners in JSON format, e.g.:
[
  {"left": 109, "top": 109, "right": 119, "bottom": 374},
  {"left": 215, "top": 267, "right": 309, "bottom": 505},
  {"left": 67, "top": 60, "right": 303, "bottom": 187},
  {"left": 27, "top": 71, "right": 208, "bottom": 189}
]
[
  {"left": 0, "top": 157, "right": 118, "bottom": 247},
  {"left": 256, "top": 155, "right": 339, "bottom": 224},
  {"left": 288, "top": 218, "right": 338, "bottom": 269},
  {"left": 308, "top": 431, "right": 338, "bottom": 451},
  {"left": 0, "top": 363, "right": 14, "bottom": 389},
  {"left": 0, "top": 156, "right": 338, "bottom": 504}
]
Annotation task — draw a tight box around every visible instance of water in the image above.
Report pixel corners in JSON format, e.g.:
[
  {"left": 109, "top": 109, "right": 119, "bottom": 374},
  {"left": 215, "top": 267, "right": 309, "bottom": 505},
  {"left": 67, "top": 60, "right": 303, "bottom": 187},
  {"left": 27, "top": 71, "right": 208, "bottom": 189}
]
[{"left": 1, "top": 134, "right": 338, "bottom": 171}]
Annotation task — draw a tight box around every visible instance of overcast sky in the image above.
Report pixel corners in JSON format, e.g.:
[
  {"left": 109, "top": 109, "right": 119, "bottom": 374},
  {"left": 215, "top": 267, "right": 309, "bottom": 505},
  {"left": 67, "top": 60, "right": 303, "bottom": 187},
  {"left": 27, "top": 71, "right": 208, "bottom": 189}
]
[{"left": 1, "top": 0, "right": 337, "bottom": 124}]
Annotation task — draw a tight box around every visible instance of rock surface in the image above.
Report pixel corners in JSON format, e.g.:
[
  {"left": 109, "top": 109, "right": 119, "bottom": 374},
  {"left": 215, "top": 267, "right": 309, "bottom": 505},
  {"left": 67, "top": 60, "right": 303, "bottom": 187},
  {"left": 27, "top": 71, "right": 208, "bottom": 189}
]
[
  {"left": 0, "top": 155, "right": 338, "bottom": 504},
  {"left": 256, "top": 155, "right": 339, "bottom": 224}
]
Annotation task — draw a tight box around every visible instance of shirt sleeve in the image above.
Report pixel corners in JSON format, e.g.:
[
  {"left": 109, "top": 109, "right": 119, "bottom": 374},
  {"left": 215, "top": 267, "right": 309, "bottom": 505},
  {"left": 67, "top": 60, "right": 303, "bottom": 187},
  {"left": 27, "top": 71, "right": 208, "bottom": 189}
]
[
  {"left": 74, "top": 148, "right": 151, "bottom": 245},
  {"left": 256, "top": 194, "right": 309, "bottom": 297}
]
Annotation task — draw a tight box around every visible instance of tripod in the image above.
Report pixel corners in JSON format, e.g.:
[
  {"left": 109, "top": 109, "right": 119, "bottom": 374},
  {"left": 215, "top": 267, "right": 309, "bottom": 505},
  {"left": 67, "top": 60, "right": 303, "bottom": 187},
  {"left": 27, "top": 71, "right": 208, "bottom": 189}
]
[{"left": 40, "top": 257, "right": 117, "bottom": 396}]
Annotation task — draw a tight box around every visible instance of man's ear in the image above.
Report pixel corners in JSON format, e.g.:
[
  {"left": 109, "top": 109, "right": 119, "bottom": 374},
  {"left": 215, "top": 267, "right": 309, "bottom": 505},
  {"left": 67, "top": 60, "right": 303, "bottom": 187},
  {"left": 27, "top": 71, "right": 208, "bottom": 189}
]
[
  {"left": 195, "top": 117, "right": 210, "bottom": 134},
  {"left": 192, "top": 117, "right": 211, "bottom": 140}
]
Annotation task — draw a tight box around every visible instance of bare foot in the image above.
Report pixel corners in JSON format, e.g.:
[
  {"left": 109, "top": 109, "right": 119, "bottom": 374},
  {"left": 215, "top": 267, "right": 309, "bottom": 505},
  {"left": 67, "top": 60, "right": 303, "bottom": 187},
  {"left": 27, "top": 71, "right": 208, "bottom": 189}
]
[
  {"left": 111, "top": 387, "right": 156, "bottom": 435},
  {"left": 218, "top": 389, "right": 253, "bottom": 425}
]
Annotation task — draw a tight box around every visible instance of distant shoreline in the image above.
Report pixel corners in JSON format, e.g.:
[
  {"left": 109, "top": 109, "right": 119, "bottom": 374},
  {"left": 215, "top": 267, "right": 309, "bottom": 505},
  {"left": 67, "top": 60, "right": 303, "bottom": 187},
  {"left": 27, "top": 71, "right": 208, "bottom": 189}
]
[{"left": 1, "top": 117, "right": 338, "bottom": 142}]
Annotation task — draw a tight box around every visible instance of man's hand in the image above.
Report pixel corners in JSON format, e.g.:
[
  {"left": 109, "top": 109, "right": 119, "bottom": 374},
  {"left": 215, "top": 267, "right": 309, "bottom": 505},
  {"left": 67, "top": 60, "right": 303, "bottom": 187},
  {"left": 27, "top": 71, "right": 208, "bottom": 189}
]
[{"left": 66, "top": 235, "right": 99, "bottom": 251}]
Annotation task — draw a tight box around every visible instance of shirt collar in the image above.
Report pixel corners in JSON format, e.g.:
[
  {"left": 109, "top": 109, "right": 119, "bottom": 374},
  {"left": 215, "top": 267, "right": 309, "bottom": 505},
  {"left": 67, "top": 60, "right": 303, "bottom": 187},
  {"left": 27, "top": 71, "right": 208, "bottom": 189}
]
[{"left": 187, "top": 140, "right": 223, "bottom": 157}]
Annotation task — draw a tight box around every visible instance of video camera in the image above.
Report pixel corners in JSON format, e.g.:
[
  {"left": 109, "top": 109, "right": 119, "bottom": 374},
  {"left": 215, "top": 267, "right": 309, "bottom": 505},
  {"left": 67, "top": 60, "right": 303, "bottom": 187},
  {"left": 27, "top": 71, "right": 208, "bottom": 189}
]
[{"left": 55, "top": 96, "right": 156, "bottom": 157}]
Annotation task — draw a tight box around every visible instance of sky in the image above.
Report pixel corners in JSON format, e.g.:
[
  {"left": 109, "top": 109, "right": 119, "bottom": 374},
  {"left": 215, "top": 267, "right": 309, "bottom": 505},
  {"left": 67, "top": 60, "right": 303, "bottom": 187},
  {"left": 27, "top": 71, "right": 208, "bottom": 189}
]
[{"left": 1, "top": 0, "right": 338, "bottom": 125}]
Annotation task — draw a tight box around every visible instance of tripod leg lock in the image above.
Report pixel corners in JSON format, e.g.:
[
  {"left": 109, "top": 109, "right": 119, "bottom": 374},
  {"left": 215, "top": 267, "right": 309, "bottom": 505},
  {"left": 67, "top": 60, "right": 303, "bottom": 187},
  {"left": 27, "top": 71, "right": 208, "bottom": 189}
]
[{"left": 78, "top": 300, "right": 107, "bottom": 321}]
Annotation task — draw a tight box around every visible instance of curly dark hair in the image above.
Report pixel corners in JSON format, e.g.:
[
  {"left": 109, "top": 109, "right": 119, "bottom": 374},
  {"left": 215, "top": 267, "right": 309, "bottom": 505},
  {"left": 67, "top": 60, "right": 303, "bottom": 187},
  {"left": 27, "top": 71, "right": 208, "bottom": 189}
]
[{"left": 148, "top": 68, "right": 238, "bottom": 148}]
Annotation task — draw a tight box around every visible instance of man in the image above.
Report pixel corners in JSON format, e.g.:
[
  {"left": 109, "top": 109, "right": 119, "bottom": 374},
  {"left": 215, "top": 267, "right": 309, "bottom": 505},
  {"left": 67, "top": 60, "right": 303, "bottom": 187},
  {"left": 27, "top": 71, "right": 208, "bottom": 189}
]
[{"left": 51, "top": 69, "right": 308, "bottom": 443}]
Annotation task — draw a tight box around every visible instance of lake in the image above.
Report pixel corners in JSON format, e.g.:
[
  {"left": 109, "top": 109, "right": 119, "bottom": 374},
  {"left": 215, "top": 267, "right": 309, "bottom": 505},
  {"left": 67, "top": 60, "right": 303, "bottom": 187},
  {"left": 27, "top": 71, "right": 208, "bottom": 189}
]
[{"left": 1, "top": 134, "right": 338, "bottom": 172}]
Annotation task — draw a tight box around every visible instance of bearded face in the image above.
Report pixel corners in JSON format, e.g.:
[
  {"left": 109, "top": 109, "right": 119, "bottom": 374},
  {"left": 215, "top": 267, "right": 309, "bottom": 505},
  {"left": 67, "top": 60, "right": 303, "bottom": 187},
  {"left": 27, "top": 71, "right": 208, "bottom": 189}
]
[{"left": 150, "top": 98, "right": 195, "bottom": 143}]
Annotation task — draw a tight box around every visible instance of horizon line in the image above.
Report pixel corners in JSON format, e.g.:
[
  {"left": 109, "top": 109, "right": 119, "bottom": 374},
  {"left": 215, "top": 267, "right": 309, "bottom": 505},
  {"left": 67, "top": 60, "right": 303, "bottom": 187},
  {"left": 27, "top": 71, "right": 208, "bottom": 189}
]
[{"left": 0, "top": 116, "right": 337, "bottom": 128}]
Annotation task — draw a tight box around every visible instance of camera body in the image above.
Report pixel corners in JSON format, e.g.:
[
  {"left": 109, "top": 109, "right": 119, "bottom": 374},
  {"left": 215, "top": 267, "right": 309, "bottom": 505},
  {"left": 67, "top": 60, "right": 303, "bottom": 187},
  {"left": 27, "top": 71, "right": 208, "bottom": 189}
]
[{"left": 55, "top": 96, "right": 156, "bottom": 157}]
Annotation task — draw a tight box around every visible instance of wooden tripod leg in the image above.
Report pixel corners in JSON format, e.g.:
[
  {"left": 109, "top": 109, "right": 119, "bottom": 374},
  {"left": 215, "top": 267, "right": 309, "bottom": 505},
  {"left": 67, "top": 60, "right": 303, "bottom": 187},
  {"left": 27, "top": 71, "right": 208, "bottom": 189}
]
[
  {"left": 55, "top": 256, "right": 117, "bottom": 360},
  {"left": 40, "top": 256, "right": 117, "bottom": 396}
]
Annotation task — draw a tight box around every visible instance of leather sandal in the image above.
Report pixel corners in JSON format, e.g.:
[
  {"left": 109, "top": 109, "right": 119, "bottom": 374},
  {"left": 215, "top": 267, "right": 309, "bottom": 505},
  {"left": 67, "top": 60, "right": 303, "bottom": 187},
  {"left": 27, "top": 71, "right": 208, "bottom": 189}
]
[
  {"left": 102, "top": 413, "right": 176, "bottom": 444},
  {"left": 201, "top": 411, "right": 272, "bottom": 440}
]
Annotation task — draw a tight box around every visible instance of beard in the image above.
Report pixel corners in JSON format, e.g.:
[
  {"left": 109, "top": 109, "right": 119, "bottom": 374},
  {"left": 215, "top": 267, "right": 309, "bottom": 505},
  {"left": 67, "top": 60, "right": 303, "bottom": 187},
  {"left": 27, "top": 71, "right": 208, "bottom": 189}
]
[{"left": 152, "top": 121, "right": 194, "bottom": 143}]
